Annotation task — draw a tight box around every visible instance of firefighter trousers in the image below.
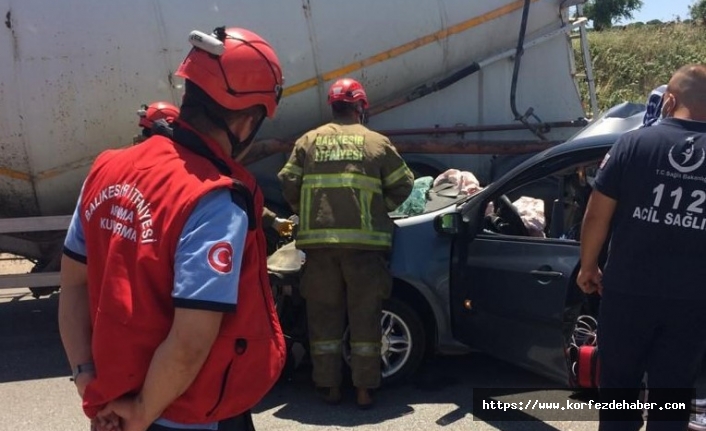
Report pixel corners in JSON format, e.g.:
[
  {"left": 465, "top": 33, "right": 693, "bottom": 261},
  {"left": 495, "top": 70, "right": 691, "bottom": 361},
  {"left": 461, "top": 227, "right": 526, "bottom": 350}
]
[{"left": 300, "top": 248, "right": 392, "bottom": 389}]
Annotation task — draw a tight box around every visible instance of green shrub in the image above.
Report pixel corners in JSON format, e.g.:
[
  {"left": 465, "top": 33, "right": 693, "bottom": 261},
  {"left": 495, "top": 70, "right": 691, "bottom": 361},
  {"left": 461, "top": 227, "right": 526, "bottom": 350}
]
[
  {"left": 691, "top": 0, "right": 706, "bottom": 26},
  {"left": 572, "top": 23, "right": 706, "bottom": 114}
]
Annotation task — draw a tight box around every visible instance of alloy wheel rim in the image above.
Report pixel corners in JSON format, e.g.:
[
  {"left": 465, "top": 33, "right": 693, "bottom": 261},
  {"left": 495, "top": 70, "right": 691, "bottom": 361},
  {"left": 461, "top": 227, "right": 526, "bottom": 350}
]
[{"left": 343, "top": 309, "right": 413, "bottom": 378}]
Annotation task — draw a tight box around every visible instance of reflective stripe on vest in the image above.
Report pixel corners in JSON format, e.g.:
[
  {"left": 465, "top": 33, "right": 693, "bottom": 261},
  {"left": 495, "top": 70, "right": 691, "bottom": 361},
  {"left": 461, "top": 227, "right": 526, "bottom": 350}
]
[{"left": 350, "top": 341, "right": 381, "bottom": 358}]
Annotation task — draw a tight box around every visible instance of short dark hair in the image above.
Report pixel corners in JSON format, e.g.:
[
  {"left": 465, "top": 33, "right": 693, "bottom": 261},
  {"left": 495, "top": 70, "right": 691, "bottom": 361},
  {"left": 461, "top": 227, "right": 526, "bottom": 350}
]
[
  {"left": 180, "top": 80, "right": 266, "bottom": 126},
  {"left": 331, "top": 101, "right": 358, "bottom": 118}
]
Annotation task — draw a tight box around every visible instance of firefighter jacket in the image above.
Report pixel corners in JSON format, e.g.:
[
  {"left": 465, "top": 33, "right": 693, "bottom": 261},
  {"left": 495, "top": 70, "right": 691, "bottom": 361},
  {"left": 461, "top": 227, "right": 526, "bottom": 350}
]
[
  {"left": 277, "top": 120, "right": 414, "bottom": 251},
  {"left": 79, "top": 121, "right": 285, "bottom": 423}
]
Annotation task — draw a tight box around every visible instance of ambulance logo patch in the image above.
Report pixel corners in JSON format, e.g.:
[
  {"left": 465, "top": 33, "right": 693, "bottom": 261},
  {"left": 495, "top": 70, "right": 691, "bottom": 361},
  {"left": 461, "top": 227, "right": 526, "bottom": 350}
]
[
  {"left": 667, "top": 137, "right": 705, "bottom": 174},
  {"left": 207, "top": 242, "right": 233, "bottom": 274}
]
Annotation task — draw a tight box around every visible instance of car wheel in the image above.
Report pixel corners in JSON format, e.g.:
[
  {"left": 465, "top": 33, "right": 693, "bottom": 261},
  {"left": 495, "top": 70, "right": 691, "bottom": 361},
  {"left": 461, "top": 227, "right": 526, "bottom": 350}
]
[{"left": 342, "top": 297, "right": 426, "bottom": 385}]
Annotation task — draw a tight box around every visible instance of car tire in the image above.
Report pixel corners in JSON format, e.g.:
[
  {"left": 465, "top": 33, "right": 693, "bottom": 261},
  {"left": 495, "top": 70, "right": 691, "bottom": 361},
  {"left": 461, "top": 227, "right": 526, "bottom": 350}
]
[{"left": 342, "top": 297, "right": 427, "bottom": 386}]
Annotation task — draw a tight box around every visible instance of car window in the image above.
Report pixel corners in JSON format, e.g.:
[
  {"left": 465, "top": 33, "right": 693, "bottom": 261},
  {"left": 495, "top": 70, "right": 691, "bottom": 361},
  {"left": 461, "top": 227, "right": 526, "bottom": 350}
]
[{"left": 477, "top": 155, "right": 607, "bottom": 240}]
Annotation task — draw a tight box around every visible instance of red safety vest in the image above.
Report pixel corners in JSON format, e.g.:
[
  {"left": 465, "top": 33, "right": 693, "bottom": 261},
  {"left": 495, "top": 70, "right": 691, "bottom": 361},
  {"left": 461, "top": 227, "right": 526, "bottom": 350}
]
[{"left": 79, "top": 121, "right": 285, "bottom": 423}]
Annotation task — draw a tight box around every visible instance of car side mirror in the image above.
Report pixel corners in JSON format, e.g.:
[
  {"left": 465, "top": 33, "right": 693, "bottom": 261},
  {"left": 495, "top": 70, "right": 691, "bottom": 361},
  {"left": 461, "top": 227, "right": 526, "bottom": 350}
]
[{"left": 434, "top": 212, "right": 462, "bottom": 236}]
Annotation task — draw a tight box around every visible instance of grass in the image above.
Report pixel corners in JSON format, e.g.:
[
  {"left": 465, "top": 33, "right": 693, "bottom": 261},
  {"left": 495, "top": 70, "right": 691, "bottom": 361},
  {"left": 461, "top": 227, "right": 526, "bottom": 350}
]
[{"left": 573, "top": 23, "right": 706, "bottom": 114}]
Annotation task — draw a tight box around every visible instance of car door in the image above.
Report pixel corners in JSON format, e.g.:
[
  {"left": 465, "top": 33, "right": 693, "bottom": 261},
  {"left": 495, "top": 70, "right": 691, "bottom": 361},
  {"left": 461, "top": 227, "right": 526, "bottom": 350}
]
[
  {"left": 448, "top": 145, "right": 610, "bottom": 385},
  {"left": 455, "top": 234, "right": 580, "bottom": 384}
]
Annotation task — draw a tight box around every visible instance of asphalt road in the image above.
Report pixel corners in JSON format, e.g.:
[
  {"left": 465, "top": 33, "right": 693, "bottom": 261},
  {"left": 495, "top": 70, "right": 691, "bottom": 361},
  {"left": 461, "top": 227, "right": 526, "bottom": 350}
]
[{"left": 0, "top": 287, "right": 608, "bottom": 431}]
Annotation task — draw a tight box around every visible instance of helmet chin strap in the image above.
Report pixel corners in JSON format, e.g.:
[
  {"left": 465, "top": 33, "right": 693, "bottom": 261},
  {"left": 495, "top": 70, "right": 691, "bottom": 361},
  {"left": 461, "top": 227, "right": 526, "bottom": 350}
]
[
  {"left": 234, "top": 140, "right": 254, "bottom": 163},
  {"left": 226, "top": 127, "right": 243, "bottom": 159},
  {"left": 184, "top": 80, "right": 268, "bottom": 162},
  {"left": 232, "top": 115, "right": 266, "bottom": 162},
  {"left": 202, "top": 108, "right": 251, "bottom": 159}
]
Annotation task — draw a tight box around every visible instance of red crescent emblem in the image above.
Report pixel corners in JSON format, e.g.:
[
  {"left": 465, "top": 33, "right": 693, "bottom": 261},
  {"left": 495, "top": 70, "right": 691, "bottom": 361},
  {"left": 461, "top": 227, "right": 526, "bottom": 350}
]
[{"left": 207, "top": 241, "right": 233, "bottom": 274}]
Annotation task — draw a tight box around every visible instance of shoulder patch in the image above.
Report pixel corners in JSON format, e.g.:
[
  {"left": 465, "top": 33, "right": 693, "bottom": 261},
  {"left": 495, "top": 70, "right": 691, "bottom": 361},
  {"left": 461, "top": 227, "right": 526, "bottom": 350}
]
[
  {"left": 207, "top": 241, "right": 233, "bottom": 274},
  {"left": 599, "top": 153, "right": 610, "bottom": 170}
]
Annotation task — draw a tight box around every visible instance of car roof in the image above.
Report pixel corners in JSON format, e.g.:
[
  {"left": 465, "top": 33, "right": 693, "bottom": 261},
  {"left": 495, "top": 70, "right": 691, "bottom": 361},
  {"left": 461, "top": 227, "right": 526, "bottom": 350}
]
[
  {"left": 502, "top": 102, "right": 647, "bottom": 174},
  {"left": 542, "top": 101, "right": 647, "bottom": 157},
  {"left": 486, "top": 102, "right": 648, "bottom": 189}
]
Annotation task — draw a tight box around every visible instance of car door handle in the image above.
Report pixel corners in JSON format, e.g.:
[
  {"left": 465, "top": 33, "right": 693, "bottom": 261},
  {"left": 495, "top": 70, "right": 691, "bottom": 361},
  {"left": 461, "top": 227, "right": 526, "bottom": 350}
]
[{"left": 530, "top": 270, "right": 564, "bottom": 279}]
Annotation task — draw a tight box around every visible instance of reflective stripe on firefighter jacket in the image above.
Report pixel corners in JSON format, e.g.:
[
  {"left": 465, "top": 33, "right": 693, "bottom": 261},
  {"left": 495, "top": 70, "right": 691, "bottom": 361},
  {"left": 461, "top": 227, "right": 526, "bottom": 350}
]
[
  {"left": 277, "top": 121, "right": 414, "bottom": 250},
  {"left": 79, "top": 121, "right": 285, "bottom": 423}
]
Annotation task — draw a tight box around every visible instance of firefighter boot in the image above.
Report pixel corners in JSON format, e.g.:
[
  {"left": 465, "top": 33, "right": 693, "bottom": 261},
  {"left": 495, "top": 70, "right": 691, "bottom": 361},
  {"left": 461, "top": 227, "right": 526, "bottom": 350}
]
[
  {"left": 316, "top": 386, "right": 342, "bottom": 405},
  {"left": 356, "top": 387, "right": 374, "bottom": 409}
]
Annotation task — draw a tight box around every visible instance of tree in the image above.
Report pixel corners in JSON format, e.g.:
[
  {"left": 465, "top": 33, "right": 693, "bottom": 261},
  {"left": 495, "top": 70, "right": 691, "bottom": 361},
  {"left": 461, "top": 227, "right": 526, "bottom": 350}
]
[
  {"left": 584, "top": 0, "right": 644, "bottom": 31},
  {"left": 690, "top": 0, "right": 706, "bottom": 25}
]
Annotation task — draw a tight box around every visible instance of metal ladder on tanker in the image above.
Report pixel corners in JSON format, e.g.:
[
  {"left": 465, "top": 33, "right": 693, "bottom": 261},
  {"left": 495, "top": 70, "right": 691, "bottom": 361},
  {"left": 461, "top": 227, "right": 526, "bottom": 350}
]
[{"left": 569, "top": 3, "right": 599, "bottom": 120}]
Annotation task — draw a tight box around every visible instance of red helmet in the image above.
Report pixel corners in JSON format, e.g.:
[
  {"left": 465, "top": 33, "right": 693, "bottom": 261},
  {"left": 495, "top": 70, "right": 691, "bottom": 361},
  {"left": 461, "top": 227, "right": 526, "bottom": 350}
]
[
  {"left": 175, "top": 27, "right": 283, "bottom": 118},
  {"left": 327, "top": 78, "right": 369, "bottom": 109},
  {"left": 137, "top": 101, "right": 180, "bottom": 129}
]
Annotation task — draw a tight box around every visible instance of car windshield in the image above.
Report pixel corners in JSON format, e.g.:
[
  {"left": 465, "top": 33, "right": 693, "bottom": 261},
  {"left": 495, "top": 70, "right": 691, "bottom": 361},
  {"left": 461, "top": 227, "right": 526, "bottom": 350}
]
[{"left": 389, "top": 182, "right": 480, "bottom": 219}]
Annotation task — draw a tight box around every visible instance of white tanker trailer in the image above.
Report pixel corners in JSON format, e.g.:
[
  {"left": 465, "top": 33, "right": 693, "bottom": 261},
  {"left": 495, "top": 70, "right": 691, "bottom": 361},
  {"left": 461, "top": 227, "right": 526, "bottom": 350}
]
[{"left": 0, "top": 0, "right": 596, "bottom": 293}]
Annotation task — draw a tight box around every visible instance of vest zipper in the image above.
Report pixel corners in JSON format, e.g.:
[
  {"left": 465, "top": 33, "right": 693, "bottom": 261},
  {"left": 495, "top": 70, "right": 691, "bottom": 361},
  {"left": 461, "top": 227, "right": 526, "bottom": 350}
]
[{"left": 206, "top": 359, "right": 233, "bottom": 417}]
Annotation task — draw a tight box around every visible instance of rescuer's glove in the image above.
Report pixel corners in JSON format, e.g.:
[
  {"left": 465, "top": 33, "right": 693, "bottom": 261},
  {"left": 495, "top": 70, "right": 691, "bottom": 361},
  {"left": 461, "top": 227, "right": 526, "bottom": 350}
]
[{"left": 273, "top": 217, "right": 295, "bottom": 237}]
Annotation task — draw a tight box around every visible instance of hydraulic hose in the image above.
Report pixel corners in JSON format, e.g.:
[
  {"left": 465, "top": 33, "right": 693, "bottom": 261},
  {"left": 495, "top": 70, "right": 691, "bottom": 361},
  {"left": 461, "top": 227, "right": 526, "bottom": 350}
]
[{"left": 510, "top": 0, "right": 549, "bottom": 141}]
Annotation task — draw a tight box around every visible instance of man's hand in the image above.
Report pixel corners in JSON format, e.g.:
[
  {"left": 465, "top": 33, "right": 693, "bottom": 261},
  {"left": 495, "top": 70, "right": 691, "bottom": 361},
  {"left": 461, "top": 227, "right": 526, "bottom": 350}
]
[
  {"left": 74, "top": 370, "right": 95, "bottom": 398},
  {"left": 577, "top": 266, "right": 603, "bottom": 295},
  {"left": 96, "top": 395, "right": 151, "bottom": 431},
  {"left": 273, "top": 217, "right": 295, "bottom": 237},
  {"left": 91, "top": 411, "right": 121, "bottom": 431},
  {"left": 579, "top": 190, "right": 616, "bottom": 297}
]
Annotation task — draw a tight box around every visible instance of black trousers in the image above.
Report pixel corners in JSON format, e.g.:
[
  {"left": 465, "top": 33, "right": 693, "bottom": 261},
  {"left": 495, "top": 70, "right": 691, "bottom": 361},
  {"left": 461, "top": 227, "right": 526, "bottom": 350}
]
[
  {"left": 597, "top": 289, "right": 706, "bottom": 431},
  {"left": 147, "top": 411, "right": 256, "bottom": 431}
]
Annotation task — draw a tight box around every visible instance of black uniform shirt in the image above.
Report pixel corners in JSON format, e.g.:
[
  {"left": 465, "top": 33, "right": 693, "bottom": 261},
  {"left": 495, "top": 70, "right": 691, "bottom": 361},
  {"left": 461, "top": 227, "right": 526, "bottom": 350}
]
[{"left": 594, "top": 118, "right": 706, "bottom": 300}]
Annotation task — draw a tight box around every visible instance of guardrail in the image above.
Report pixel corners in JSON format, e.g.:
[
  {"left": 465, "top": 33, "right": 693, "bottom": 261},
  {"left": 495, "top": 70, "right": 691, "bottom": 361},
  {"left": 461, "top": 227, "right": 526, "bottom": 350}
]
[{"left": 0, "top": 216, "right": 71, "bottom": 290}]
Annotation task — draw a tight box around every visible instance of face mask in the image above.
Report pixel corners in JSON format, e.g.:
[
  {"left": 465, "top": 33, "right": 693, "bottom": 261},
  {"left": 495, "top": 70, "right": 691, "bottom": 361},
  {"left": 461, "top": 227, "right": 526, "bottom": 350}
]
[
  {"left": 660, "top": 103, "right": 670, "bottom": 119},
  {"left": 661, "top": 94, "right": 676, "bottom": 119}
]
